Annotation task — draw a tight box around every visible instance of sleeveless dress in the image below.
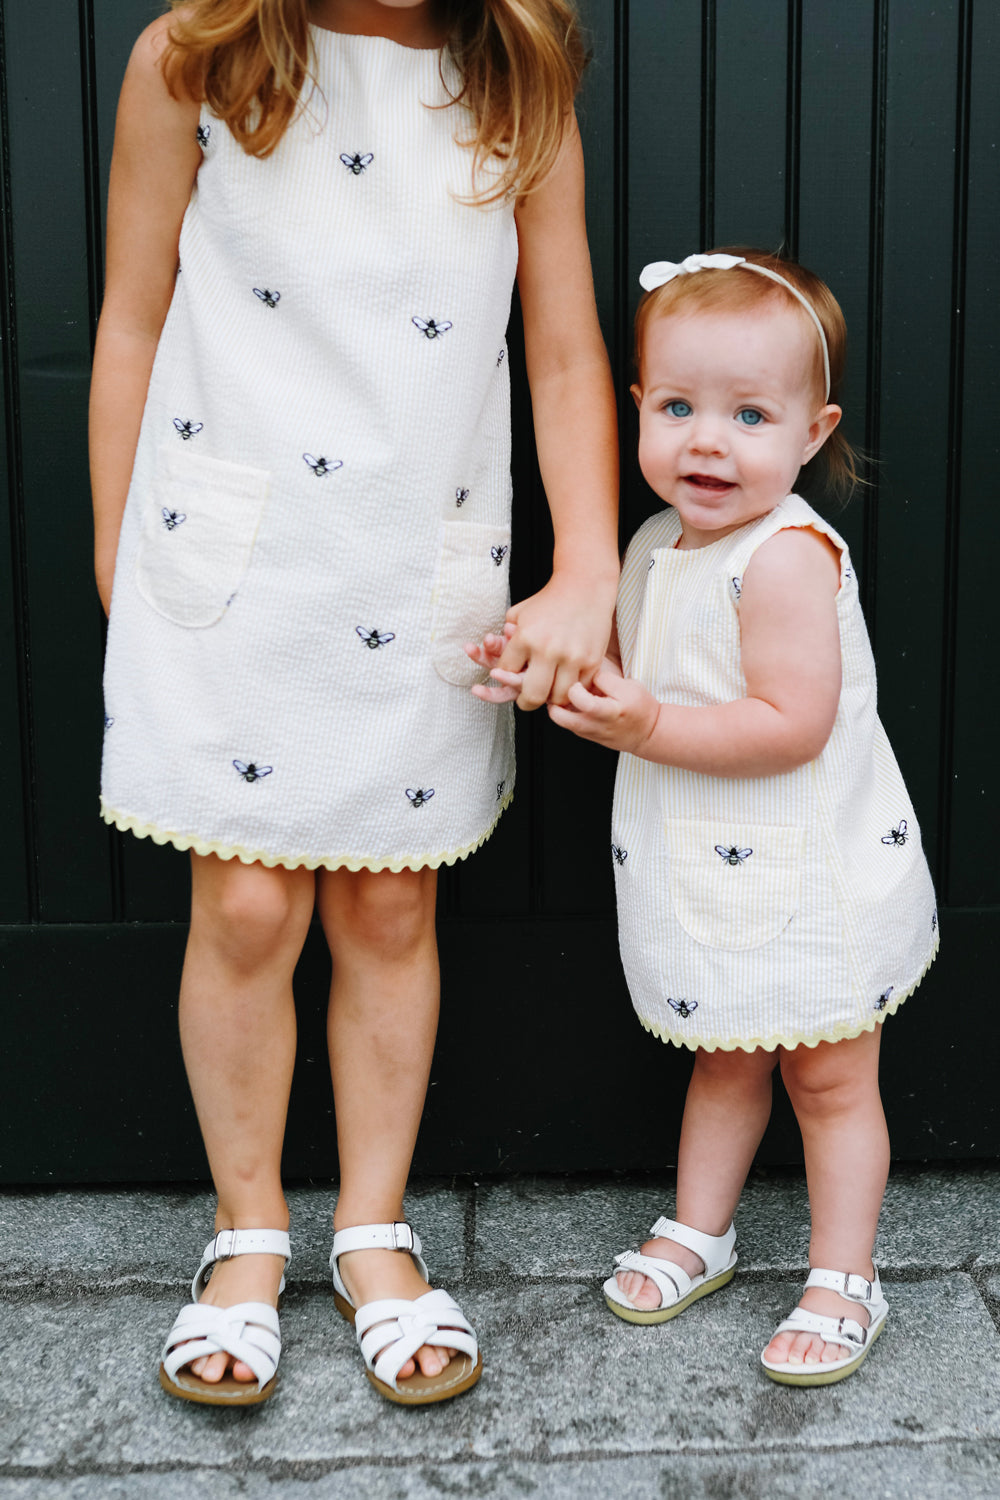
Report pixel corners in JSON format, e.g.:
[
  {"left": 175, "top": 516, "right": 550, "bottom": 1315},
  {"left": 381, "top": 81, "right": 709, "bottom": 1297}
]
[
  {"left": 100, "top": 28, "right": 518, "bottom": 872},
  {"left": 612, "top": 495, "right": 939, "bottom": 1053}
]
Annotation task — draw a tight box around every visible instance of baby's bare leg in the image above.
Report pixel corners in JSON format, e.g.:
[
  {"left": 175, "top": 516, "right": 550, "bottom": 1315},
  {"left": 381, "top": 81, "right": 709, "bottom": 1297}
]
[
  {"left": 762, "top": 1027, "right": 888, "bottom": 1367},
  {"left": 618, "top": 1046, "right": 778, "bottom": 1308}
]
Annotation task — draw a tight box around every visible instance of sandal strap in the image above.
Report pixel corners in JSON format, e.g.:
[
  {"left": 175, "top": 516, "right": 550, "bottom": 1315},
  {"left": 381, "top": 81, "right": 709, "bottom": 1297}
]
[
  {"left": 162, "top": 1300, "right": 282, "bottom": 1389},
  {"left": 649, "top": 1216, "right": 737, "bottom": 1278},
  {"left": 192, "top": 1228, "right": 291, "bottom": 1301},
  {"left": 329, "top": 1221, "right": 430, "bottom": 1303},
  {"left": 771, "top": 1305, "right": 869, "bottom": 1350},
  {"left": 354, "top": 1288, "right": 478, "bottom": 1390},
  {"left": 805, "top": 1266, "right": 881, "bottom": 1305}
]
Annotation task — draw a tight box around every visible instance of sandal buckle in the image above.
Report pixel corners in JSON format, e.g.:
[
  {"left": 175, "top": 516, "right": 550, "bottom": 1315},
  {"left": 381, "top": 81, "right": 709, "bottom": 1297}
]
[
  {"left": 837, "top": 1315, "right": 866, "bottom": 1347},
  {"left": 212, "top": 1229, "right": 237, "bottom": 1261},
  {"left": 391, "top": 1222, "right": 414, "bottom": 1252},
  {"left": 842, "top": 1271, "right": 872, "bottom": 1302}
]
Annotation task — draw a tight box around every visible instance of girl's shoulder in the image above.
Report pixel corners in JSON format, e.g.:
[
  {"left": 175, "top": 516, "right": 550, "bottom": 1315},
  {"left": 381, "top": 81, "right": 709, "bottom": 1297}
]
[{"left": 741, "top": 495, "right": 852, "bottom": 593}]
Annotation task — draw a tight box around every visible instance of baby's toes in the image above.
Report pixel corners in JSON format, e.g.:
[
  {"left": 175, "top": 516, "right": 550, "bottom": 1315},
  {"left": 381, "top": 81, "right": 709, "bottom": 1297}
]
[
  {"left": 762, "top": 1330, "right": 796, "bottom": 1365},
  {"left": 821, "top": 1339, "right": 848, "bottom": 1364},
  {"left": 616, "top": 1270, "right": 661, "bottom": 1310}
]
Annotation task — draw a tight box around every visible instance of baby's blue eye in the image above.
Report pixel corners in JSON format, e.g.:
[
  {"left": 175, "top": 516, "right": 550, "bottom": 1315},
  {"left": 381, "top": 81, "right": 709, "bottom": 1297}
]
[
  {"left": 737, "top": 408, "right": 764, "bottom": 426},
  {"left": 665, "top": 400, "right": 692, "bottom": 418}
]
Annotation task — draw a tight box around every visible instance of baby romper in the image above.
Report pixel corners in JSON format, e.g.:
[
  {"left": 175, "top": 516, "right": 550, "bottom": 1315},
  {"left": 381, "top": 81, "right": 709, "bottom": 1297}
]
[
  {"left": 611, "top": 495, "right": 939, "bottom": 1052},
  {"left": 101, "top": 28, "right": 517, "bottom": 871}
]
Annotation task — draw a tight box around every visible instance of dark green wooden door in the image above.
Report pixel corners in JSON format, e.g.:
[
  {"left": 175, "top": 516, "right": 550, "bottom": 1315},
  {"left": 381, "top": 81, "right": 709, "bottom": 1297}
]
[{"left": 2, "top": 0, "right": 997, "bottom": 1181}]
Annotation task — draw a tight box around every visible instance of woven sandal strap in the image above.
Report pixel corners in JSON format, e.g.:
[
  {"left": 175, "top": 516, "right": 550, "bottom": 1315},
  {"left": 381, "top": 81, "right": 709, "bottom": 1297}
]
[
  {"left": 773, "top": 1306, "right": 868, "bottom": 1349},
  {"left": 805, "top": 1267, "right": 879, "bottom": 1304},
  {"left": 649, "top": 1216, "right": 736, "bottom": 1275},
  {"left": 355, "top": 1290, "right": 478, "bottom": 1389},
  {"left": 612, "top": 1250, "right": 691, "bottom": 1305},
  {"left": 162, "top": 1301, "right": 282, "bottom": 1387}
]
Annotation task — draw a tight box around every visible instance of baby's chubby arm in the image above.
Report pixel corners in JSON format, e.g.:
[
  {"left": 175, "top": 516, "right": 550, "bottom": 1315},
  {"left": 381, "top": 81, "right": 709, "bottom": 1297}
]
[{"left": 548, "top": 527, "right": 843, "bottom": 777}]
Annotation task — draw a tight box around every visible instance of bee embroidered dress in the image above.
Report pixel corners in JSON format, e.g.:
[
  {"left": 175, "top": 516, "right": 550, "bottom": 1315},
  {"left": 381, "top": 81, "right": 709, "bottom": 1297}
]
[
  {"left": 101, "top": 28, "right": 518, "bottom": 871},
  {"left": 612, "top": 495, "right": 939, "bottom": 1053}
]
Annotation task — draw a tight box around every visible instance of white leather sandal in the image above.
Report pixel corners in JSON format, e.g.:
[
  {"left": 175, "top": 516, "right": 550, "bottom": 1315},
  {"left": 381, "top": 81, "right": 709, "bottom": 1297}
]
[
  {"left": 159, "top": 1228, "right": 291, "bottom": 1405},
  {"left": 603, "top": 1216, "right": 737, "bottom": 1324},
  {"left": 760, "top": 1266, "right": 888, "bottom": 1386},
  {"left": 330, "top": 1222, "right": 482, "bottom": 1405}
]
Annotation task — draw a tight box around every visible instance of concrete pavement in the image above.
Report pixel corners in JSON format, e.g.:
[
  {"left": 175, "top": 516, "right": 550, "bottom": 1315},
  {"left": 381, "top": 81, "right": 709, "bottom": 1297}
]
[{"left": 2, "top": 1165, "right": 999, "bottom": 1497}]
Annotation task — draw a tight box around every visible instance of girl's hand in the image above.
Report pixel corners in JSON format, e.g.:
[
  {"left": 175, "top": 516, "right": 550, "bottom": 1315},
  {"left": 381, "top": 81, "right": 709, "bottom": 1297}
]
[
  {"left": 547, "top": 662, "right": 658, "bottom": 754},
  {"left": 494, "top": 570, "right": 617, "bottom": 710}
]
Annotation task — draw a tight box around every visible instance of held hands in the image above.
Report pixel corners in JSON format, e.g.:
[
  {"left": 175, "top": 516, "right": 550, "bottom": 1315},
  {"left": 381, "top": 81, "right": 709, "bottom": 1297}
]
[{"left": 465, "top": 573, "right": 616, "bottom": 710}]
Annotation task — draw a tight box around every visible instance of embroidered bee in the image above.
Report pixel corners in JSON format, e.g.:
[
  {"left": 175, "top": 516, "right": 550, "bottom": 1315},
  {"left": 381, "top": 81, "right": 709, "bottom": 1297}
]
[
  {"left": 874, "top": 986, "right": 894, "bottom": 1012},
  {"left": 668, "top": 998, "right": 698, "bottom": 1019},
  {"left": 253, "top": 288, "right": 281, "bottom": 308},
  {"left": 611, "top": 844, "right": 628, "bottom": 866},
  {"left": 456, "top": 488, "right": 469, "bottom": 507},
  {"left": 340, "top": 151, "right": 374, "bottom": 174},
  {"left": 932, "top": 908, "right": 938, "bottom": 932},
  {"left": 406, "top": 787, "right": 434, "bottom": 808},
  {"left": 731, "top": 576, "right": 742, "bottom": 599},
  {"left": 716, "top": 845, "right": 753, "bottom": 866},
  {"left": 491, "top": 545, "right": 509, "bottom": 567},
  {"left": 412, "top": 317, "right": 452, "bottom": 339},
  {"left": 196, "top": 123, "right": 211, "bottom": 148},
  {"left": 497, "top": 780, "right": 506, "bottom": 801},
  {"left": 356, "top": 626, "right": 395, "bottom": 649},
  {"left": 161, "top": 508, "right": 186, "bottom": 531},
  {"left": 103, "top": 714, "right": 114, "bottom": 731},
  {"left": 882, "top": 821, "right": 908, "bottom": 847},
  {"left": 648, "top": 556, "right": 656, "bottom": 570},
  {"left": 233, "top": 760, "right": 272, "bottom": 783},
  {"left": 844, "top": 564, "right": 854, "bottom": 582},
  {"left": 497, "top": 349, "right": 506, "bottom": 367},
  {"left": 303, "top": 454, "right": 343, "bottom": 476},
  {"left": 173, "top": 418, "right": 203, "bottom": 440}
]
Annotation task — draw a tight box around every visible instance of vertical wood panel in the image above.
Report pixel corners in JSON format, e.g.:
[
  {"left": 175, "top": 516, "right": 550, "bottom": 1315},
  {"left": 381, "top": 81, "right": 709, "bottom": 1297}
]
[
  {"left": 946, "top": 0, "right": 999, "bottom": 907},
  {"left": 4, "top": 0, "right": 112, "bottom": 921}
]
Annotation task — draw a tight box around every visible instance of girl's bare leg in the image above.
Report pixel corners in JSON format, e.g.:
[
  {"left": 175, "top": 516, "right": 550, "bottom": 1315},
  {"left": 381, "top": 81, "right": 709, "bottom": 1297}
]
[
  {"left": 618, "top": 1046, "right": 778, "bottom": 1307},
  {"left": 762, "top": 1026, "right": 888, "bottom": 1367},
  {"left": 178, "top": 853, "right": 316, "bottom": 1383},
  {"left": 318, "top": 865, "right": 451, "bottom": 1380}
]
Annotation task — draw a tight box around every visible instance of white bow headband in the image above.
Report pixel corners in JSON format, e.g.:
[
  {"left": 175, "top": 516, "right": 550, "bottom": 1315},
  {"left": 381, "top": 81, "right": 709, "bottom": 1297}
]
[{"left": 639, "top": 253, "right": 832, "bottom": 402}]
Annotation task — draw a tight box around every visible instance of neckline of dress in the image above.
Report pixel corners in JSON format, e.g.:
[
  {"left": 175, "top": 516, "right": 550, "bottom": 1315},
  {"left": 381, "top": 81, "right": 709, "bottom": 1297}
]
[{"left": 308, "top": 23, "right": 444, "bottom": 56}]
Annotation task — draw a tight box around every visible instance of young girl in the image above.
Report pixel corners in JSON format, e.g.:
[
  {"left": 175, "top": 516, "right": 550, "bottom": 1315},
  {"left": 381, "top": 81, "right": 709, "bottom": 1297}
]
[
  {"left": 475, "top": 249, "right": 938, "bottom": 1385},
  {"left": 91, "top": 0, "right": 618, "bottom": 1407}
]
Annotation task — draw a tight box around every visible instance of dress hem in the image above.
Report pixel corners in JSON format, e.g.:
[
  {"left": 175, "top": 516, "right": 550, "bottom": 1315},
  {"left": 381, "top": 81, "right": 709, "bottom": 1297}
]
[
  {"left": 633, "top": 933, "right": 940, "bottom": 1055},
  {"left": 99, "top": 792, "right": 513, "bottom": 873}
]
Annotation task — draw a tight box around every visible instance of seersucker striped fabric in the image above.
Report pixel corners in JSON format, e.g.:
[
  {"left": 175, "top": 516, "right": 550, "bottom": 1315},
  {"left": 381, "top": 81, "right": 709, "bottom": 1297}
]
[
  {"left": 612, "top": 495, "right": 938, "bottom": 1053},
  {"left": 101, "top": 28, "right": 518, "bottom": 872}
]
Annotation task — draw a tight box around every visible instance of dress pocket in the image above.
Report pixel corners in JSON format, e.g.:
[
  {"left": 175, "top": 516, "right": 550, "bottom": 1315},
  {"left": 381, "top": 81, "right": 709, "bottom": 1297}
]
[
  {"left": 665, "top": 817, "right": 804, "bottom": 950},
  {"left": 430, "top": 521, "right": 511, "bottom": 687},
  {"left": 134, "top": 447, "right": 270, "bottom": 628}
]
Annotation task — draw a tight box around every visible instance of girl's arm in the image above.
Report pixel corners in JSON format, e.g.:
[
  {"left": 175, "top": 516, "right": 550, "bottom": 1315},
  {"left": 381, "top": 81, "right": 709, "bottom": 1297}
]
[
  {"left": 90, "top": 17, "right": 201, "bottom": 614},
  {"left": 499, "top": 115, "right": 619, "bottom": 710},
  {"left": 548, "top": 526, "right": 843, "bottom": 777}
]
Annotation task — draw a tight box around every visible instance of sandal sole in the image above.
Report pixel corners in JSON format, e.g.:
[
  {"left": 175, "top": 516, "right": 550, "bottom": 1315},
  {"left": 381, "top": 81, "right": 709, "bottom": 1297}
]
[
  {"left": 605, "top": 1264, "right": 736, "bottom": 1325},
  {"left": 761, "top": 1316, "right": 885, "bottom": 1386},
  {"left": 334, "top": 1289, "right": 483, "bottom": 1405},
  {"left": 158, "top": 1362, "right": 277, "bottom": 1406}
]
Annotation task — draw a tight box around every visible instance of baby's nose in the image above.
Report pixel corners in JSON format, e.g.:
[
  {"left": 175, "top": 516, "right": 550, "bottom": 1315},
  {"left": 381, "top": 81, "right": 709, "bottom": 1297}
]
[{"left": 688, "top": 414, "right": 727, "bottom": 454}]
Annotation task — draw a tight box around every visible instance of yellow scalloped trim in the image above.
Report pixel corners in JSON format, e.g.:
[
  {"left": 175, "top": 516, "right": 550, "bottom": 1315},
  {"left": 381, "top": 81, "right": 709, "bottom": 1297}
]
[
  {"left": 100, "top": 789, "right": 513, "bottom": 874},
  {"left": 635, "top": 934, "right": 940, "bottom": 1054}
]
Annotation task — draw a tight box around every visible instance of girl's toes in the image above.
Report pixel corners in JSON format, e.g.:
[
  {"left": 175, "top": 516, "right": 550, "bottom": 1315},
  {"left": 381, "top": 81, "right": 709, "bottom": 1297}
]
[
  {"left": 801, "top": 1334, "right": 825, "bottom": 1366},
  {"left": 232, "top": 1359, "right": 256, "bottom": 1382},
  {"left": 198, "top": 1351, "right": 228, "bottom": 1384},
  {"left": 615, "top": 1270, "right": 660, "bottom": 1310},
  {"left": 415, "top": 1345, "right": 449, "bottom": 1378}
]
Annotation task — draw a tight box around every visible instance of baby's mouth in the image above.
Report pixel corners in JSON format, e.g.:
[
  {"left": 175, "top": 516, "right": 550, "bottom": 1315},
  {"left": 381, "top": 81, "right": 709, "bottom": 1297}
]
[{"left": 683, "top": 473, "right": 733, "bottom": 492}]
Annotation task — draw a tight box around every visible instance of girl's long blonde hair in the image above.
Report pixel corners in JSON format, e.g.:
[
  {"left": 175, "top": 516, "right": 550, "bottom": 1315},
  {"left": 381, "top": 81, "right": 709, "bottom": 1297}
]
[{"left": 163, "top": 0, "right": 586, "bottom": 199}]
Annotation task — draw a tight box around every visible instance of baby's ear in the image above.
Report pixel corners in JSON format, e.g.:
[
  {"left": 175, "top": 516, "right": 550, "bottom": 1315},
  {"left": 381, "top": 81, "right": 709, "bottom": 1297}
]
[
  {"left": 630, "top": 383, "right": 643, "bottom": 411},
  {"left": 803, "top": 403, "right": 841, "bottom": 462}
]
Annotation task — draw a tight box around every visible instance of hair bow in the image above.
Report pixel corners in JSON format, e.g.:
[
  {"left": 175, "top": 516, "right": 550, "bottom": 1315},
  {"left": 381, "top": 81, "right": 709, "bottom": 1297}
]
[
  {"left": 638, "top": 254, "right": 745, "bottom": 291},
  {"left": 637, "top": 252, "right": 832, "bottom": 400}
]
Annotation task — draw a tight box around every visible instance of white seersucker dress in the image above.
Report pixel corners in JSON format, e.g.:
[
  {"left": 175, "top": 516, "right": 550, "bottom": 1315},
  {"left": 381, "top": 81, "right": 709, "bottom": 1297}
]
[
  {"left": 101, "top": 28, "right": 519, "bottom": 872},
  {"left": 611, "top": 495, "right": 939, "bottom": 1053}
]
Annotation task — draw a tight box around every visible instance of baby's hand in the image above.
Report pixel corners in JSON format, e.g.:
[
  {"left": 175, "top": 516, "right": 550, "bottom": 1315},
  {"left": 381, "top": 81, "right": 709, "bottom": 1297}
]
[
  {"left": 465, "top": 627, "right": 523, "bottom": 703},
  {"left": 547, "top": 667, "right": 659, "bottom": 754}
]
